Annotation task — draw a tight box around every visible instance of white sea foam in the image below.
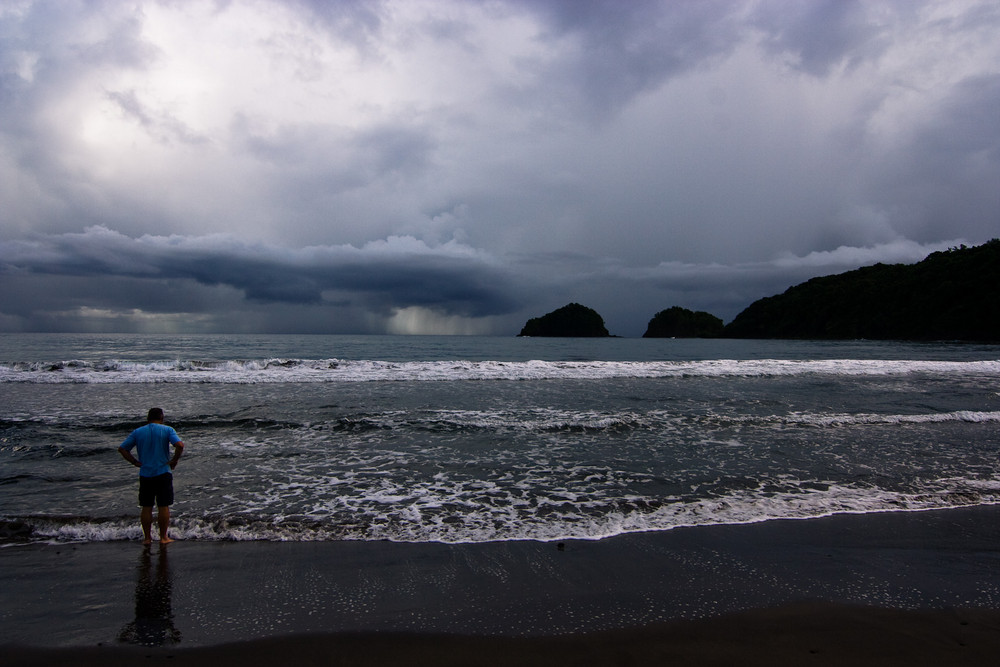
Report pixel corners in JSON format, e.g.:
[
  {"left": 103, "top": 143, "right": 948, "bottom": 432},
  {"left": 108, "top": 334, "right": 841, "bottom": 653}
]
[
  {"left": 781, "top": 410, "right": 1000, "bottom": 426},
  {"left": 12, "top": 479, "right": 999, "bottom": 545},
  {"left": 2, "top": 358, "right": 999, "bottom": 383}
]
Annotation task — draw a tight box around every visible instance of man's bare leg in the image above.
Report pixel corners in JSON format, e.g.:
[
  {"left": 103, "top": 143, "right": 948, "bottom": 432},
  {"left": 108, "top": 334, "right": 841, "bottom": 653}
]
[
  {"left": 140, "top": 506, "right": 154, "bottom": 545},
  {"left": 157, "top": 506, "right": 173, "bottom": 544}
]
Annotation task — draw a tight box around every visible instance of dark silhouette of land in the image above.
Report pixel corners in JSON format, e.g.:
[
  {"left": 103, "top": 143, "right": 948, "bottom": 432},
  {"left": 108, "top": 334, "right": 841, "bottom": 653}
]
[
  {"left": 643, "top": 306, "right": 724, "bottom": 338},
  {"left": 723, "top": 239, "right": 999, "bottom": 341},
  {"left": 523, "top": 240, "right": 998, "bottom": 341},
  {"left": 518, "top": 303, "right": 610, "bottom": 337}
]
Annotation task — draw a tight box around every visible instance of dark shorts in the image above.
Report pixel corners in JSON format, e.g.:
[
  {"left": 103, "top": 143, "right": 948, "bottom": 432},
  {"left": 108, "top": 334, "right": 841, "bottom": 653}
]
[{"left": 138, "top": 473, "right": 174, "bottom": 507}]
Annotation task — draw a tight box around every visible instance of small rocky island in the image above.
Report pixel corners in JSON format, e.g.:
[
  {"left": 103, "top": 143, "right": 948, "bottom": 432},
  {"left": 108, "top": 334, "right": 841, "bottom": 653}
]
[
  {"left": 518, "top": 303, "right": 610, "bottom": 337},
  {"left": 643, "top": 306, "right": 724, "bottom": 338}
]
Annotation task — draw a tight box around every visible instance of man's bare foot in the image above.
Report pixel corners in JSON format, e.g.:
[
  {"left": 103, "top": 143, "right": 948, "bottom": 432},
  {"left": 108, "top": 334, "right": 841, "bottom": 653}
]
[
  {"left": 143, "top": 537, "right": 153, "bottom": 545},
  {"left": 159, "top": 536, "right": 174, "bottom": 544}
]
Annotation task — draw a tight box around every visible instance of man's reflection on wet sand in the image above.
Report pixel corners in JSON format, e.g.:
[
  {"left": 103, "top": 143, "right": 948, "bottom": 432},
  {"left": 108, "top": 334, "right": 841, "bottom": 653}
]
[{"left": 118, "top": 545, "right": 181, "bottom": 646}]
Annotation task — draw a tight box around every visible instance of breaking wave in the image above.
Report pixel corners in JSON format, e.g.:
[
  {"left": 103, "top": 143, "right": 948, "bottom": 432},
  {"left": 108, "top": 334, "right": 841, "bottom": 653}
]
[
  {"left": 2, "top": 358, "right": 999, "bottom": 384},
  {"left": 5, "top": 479, "right": 999, "bottom": 546}
]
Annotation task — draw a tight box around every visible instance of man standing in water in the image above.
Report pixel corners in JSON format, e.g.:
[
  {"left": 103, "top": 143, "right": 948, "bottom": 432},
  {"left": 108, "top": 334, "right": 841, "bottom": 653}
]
[{"left": 119, "top": 408, "right": 185, "bottom": 545}]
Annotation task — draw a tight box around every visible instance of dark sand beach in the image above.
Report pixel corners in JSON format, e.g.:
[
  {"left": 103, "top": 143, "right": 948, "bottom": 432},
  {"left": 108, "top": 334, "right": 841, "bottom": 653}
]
[{"left": 3, "top": 506, "right": 1000, "bottom": 665}]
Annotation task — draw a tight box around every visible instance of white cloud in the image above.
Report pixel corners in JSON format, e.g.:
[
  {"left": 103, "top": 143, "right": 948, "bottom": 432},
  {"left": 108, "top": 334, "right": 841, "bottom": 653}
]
[{"left": 771, "top": 238, "right": 964, "bottom": 270}]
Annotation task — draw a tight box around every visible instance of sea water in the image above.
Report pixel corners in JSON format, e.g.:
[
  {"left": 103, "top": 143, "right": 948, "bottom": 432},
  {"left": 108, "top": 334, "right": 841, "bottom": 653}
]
[{"left": 1, "top": 334, "right": 998, "bottom": 545}]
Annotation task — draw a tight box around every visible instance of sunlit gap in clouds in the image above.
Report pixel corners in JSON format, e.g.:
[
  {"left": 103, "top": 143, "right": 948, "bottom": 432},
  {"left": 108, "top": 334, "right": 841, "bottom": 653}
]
[
  {"left": 386, "top": 306, "right": 495, "bottom": 336},
  {"left": 50, "top": 307, "right": 216, "bottom": 335}
]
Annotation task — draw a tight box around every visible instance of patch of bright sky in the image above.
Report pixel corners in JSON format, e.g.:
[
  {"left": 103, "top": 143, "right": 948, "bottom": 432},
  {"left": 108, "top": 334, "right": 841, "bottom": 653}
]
[
  {"left": 862, "top": 1, "right": 1000, "bottom": 150},
  {"left": 386, "top": 305, "right": 494, "bottom": 335}
]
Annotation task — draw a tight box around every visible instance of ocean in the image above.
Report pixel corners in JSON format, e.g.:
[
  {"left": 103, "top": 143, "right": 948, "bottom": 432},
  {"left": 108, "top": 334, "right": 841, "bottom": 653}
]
[{"left": 2, "top": 334, "right": 998, "bottom": 546}]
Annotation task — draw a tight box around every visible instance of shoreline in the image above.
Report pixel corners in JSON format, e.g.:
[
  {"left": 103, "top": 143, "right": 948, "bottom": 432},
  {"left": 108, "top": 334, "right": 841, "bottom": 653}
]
[{"left": 4, "top": 505, "right": 1000, "bottom": 663}]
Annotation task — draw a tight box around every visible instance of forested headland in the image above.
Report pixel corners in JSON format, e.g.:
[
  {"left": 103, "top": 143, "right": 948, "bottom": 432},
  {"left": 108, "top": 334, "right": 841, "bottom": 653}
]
[{"left": 723, "top": 239, "right": 999, "bottom": 341}]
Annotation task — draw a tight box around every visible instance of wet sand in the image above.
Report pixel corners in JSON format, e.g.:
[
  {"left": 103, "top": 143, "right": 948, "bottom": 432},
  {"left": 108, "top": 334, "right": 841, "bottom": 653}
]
[
  {"left": 3, "top": 506, "right": 1000, "bottom": 665},
  {"left": 6, "top": 603, "right": 1000, "bottom": 666}
]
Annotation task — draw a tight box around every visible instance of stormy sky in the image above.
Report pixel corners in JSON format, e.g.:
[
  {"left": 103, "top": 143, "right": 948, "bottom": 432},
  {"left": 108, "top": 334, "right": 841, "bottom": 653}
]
[{"left": 1, "top": 0, "right": 997, "bottom": 336}]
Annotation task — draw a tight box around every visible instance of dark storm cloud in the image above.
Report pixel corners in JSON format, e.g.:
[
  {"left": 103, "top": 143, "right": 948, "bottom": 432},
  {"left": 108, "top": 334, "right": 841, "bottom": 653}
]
[
  {"left": 0, "top": 227, "right": 520, "bottom": 316},
  {"left": 0, "top": 227, "right": 973, "bottom": 336},
  {"left": 876, "top": 73, "right": 1000, "bottom": 242},
  {"left": 510, "top": 0, "right": 743, "bottom": 120},
  {"left": 753, "top": 0, "right": 897, "bottom": 76}
]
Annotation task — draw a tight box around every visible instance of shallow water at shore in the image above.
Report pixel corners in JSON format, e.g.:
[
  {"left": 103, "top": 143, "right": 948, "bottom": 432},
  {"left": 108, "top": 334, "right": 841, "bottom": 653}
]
[{"left": 2, "top": 335, "right": 999, "bottom": 545}]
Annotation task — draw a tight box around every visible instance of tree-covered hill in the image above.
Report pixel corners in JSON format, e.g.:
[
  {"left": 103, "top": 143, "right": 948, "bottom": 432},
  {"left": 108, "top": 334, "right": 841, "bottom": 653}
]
[
  {"left": 643, "top": 307, "right": 724, "bottom": 338},
  {"left": 518, "top": 303, "right": 611, "bottom": 337},
  {"left": 723, "top": 239, "right": 999, "bottom": 341}
]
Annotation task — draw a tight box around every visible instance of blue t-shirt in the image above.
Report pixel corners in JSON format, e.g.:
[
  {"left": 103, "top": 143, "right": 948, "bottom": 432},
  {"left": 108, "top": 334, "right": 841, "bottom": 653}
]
[{"left": 119, "top": 423, "right": 182, "bottom": 477}]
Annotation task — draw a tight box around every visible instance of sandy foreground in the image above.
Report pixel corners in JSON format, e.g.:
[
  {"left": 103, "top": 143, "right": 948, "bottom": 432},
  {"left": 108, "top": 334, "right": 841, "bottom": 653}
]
[
  {"left": 3, "top": 506, "right": 1000, "bottom": 665},
  {"left": 0, "top": 605, "right": 1000, "bottom": 667},
  {"left": 5, "top": 603, "right": 1000, "bottom": 666}
]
